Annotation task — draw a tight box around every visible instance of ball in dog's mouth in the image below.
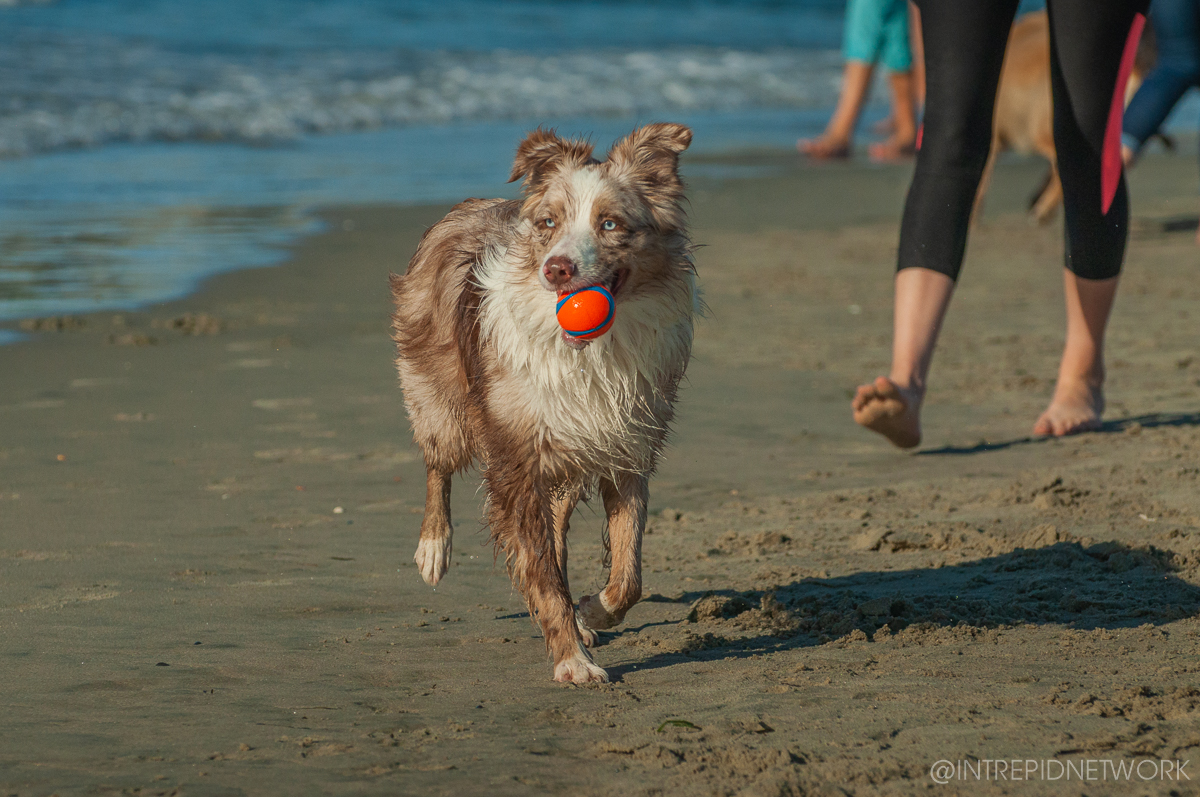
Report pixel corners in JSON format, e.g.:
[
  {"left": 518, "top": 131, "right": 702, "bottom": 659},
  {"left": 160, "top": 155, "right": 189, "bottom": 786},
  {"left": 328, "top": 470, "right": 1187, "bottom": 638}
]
[{"left": 556, "top": 269, "right": 627, "bottom": 349}]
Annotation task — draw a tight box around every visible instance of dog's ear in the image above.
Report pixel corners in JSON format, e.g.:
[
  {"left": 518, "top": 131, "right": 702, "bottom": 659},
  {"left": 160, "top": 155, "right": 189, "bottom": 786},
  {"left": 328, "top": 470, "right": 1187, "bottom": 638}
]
[
  {"left": 606, "top": 123, "right": 692, "bottom": 232},
  {"left": 508, "top": 128, "right": 596, "bottom": 193}
]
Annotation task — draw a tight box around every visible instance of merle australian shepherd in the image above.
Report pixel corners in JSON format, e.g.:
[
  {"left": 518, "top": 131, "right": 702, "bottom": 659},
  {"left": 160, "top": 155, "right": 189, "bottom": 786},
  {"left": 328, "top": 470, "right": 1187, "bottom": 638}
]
[{"left": 389, "top": 123, "right": 695, "bottom": 683}]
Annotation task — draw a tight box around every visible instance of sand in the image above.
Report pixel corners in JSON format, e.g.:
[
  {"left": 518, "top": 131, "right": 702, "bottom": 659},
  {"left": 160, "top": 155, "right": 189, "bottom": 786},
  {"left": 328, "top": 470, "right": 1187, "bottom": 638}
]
[{"left": 2, "top": 148, "right": 1199, "bottom": 796}]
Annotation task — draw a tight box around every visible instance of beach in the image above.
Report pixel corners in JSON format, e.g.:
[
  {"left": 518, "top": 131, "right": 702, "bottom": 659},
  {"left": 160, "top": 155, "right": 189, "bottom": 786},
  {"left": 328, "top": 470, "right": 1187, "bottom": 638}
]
[{"left": 2, "top": 149, "right": 1199, "bottom": 795}]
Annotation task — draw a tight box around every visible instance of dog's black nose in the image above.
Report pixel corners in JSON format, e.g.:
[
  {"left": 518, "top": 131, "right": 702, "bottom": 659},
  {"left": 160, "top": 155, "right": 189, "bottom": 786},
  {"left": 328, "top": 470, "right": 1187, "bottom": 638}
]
[{"left": 543, "top": 256, "right": 577, "bottom": 286}]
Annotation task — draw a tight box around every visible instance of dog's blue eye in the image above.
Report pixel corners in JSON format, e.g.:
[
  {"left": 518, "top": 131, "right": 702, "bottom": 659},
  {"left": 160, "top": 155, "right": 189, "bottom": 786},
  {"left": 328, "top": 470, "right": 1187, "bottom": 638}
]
[
  {"left": 602, "top": 220, "right": 617, "bottom": 231},
  {"left": 544, "top": 218, "right": 555, "bottom": 228}
]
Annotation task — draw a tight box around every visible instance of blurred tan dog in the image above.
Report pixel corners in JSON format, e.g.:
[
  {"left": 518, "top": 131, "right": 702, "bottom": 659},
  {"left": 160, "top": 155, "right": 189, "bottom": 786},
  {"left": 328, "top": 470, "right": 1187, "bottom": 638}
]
[{"left": 975, "top": 10, "right": 1157, "bottom": 224}]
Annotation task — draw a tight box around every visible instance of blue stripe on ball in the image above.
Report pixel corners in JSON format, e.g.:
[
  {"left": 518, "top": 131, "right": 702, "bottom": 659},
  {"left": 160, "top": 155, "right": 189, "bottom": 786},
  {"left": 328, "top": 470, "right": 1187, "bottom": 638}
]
[{"left": 558, "top": 286, "right": 615, "bottom": 337}]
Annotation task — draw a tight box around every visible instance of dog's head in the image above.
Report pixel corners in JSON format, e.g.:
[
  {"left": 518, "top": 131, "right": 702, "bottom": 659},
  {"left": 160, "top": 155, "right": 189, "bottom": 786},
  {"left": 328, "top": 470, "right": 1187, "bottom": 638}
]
[{"left": 507, "top": 123, "right": 692, "bottom": 322}]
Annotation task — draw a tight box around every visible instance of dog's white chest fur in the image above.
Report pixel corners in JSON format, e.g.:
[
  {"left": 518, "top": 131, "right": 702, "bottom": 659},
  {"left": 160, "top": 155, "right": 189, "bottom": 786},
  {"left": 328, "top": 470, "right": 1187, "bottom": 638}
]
[{"left": 475, "top": 246, "right": 692, "bottom": 473}]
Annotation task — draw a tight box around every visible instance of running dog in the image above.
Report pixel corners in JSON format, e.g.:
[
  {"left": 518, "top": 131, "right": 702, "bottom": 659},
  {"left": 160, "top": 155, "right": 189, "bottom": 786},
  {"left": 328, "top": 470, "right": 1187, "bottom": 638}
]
[{"left": 390, "top": 123, "right": 695, "bottom": 684}]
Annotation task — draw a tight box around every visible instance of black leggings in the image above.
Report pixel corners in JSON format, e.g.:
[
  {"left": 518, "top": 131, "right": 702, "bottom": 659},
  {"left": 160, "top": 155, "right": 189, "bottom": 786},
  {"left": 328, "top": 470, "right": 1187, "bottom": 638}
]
[{"left": 899, "top": 0, "right": 1149, "bottom": 281}]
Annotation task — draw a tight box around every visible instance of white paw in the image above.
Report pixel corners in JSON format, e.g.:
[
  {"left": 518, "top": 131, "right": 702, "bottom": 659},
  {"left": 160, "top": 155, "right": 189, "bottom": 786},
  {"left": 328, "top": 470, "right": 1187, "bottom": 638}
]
[
  {"left": 578, "top": 593, "right": 617, "bottom": 630},
  {"left": 413, "top": 536, "right": 451, "bottom": 586},
  {"left": 575, "top": 612, "right": 600, "bottom": 648},
  {"left": 553, "top": 650, "right": 608, "bottom": 684}
]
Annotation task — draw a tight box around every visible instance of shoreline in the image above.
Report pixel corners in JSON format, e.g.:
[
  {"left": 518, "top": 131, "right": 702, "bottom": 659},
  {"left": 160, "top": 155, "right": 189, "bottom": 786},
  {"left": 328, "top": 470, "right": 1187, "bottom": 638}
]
[
  {"left": 2, "top": 147, "right": 1199, "bottom": 795},
  {"left": 4, "top": 127, "right": 1195, "bottom": 343},
  {"left": 0, "top": 108, "right": 850, "bottom": 335}
]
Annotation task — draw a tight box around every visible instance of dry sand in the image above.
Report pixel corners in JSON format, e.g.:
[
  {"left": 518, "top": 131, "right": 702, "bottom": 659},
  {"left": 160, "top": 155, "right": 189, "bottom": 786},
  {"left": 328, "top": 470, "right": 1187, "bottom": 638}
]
[{"left": 2, "top": 149, "right": 1199, "bottom": 796}]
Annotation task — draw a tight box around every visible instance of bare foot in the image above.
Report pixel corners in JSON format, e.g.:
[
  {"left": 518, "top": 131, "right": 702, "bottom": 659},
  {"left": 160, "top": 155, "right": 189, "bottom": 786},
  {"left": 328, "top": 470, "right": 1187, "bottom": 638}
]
[
  {"left": 852, "top": 376, "right": 922, "bottom": 449},
  {"left": 867, "top": 136, "right": 916, "bottom": 162},
  {"left": 798, "top": 135, "right": 851, "bottom": 160},
  {"left": 1033, "top": 378, "right": 1103, "bottom": 437}
]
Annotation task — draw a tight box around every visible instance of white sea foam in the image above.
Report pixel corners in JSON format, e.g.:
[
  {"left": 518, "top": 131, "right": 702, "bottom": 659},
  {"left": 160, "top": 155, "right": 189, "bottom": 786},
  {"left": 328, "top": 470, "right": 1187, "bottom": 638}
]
[{"left": 0, "top": 38, "right": 841, "bottom": 158}]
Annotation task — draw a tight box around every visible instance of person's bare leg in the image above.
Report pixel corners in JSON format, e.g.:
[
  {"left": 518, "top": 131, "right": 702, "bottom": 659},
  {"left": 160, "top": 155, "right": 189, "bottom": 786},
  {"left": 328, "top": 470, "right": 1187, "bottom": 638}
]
[
  {"left": 868, "top": 70, "right": 918, "bottom": 161},
  {"left": 871, "top": 115, "right": 897, "bottom": 136},
  {"left": 1033, "top": 270, "right": 1117, "bottom": 436},
  {"left": 799, "top": 60, "right": 875, "bottom": 159},
  {"left": 853, "top": 267, "right": 955, "bottom": 448}
]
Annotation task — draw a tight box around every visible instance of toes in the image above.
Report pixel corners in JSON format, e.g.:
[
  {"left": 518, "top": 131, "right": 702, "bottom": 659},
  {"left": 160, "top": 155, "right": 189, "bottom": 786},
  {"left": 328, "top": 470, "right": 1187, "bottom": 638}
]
[
  {"left": 852, "top": 377, "right": 902, "bottom": 415},
  {"left": 413, "top": 536, "right": 451, "bottom": 586},
  {"left": 851, "top": 383, "right": 877, "bottom": 411},
  {"left": 554, "top": 652, "right": 608, "bottom": 684},
  {"left": 1034, "top": 417, "right": 1097, "bottom": 438},
  {"left": 873, "top": 376, "right": 902, "bottom": 400},
  {"left": 1032, "top": 415, "right": 1054, "bottom": 437},
  {"left": 1033, "top": 405, "right": 1102, "bottom": 438},
  {"left": 798, "top": 138, "right": 849, "bottom": 159},
  {"left": 575, "top": 614, "right": 600, "bottom": 649},
  {"left": 1033, "top": 412, "right": 1068, "bottom": 437}
]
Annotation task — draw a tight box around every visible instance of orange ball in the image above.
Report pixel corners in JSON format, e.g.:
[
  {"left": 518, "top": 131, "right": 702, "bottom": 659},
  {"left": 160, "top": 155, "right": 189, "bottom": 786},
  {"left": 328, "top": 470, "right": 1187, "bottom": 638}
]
[{"left": 556, "top": 285, "right": 615, "bottom": 340}]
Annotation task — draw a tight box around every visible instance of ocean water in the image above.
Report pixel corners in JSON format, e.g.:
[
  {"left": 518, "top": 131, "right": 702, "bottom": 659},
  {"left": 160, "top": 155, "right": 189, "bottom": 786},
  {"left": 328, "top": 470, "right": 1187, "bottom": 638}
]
[
  {"left": 0, "top": 0, "right": 855, "bottom": 334},
  {"left": 5, "top": 1, "right": 1193, "bottom": 338},
  {"left": 0, "top": 0, "right": 849, "bottom": 158}
]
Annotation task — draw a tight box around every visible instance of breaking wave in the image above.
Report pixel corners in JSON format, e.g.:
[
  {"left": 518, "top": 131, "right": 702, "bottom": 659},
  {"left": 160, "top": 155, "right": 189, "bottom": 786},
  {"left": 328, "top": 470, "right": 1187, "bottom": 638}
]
[{"left": 0, "top": 33, "right": 841, "bottom": 158}]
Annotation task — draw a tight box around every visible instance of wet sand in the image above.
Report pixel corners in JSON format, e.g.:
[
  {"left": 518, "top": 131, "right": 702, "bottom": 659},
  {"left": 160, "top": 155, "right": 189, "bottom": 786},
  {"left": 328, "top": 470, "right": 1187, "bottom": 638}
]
[{"left": 2, "top": 149, "right": 1199, "bottom": 796}]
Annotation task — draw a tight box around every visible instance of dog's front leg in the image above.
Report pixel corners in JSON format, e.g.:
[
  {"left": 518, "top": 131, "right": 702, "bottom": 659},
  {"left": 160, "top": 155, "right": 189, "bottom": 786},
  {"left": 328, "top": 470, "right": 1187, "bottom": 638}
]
[
  {"left": 489, "top": 470, "right": 606, "bottom": 684},
  {"left": 414, "top": 468, "right": 453, "bottom": 586},
  {"left": 549, "top": 483, "right": 597, "bottom": 647},
  {"left": 578, "top": 472, "right": 648, "bottom": 631}
]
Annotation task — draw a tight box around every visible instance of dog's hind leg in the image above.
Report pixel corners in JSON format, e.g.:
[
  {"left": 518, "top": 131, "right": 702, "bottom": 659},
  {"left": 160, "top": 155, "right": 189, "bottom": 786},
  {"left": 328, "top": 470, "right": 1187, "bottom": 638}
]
[
  {"left": 1029, "top": 123, "right": 1061, "bottom": 223},
  {"left": 549, "top": 482, "right": 597, "bottom": 647},
  {"left": 414, "top": 468, "right": 454, "bottom": 586},
  {"left": 1030, "top": 162, "right": 1062, "bottom": 224},
  {"left": 578, "top": 472, "right": 648, "bottom": 632}
]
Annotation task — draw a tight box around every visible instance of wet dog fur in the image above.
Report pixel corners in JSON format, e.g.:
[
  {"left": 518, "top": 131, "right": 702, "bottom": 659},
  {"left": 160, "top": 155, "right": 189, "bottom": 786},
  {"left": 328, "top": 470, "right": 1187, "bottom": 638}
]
[{"left": 390, "top": 123, "right": 695, "bottom": 684}]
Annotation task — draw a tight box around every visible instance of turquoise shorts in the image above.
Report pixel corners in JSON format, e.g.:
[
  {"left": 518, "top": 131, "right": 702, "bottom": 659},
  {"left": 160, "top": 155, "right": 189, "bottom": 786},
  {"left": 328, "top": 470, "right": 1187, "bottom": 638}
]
[{"left": 843, "top": 0, "right": 912, "bottom": 72}]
